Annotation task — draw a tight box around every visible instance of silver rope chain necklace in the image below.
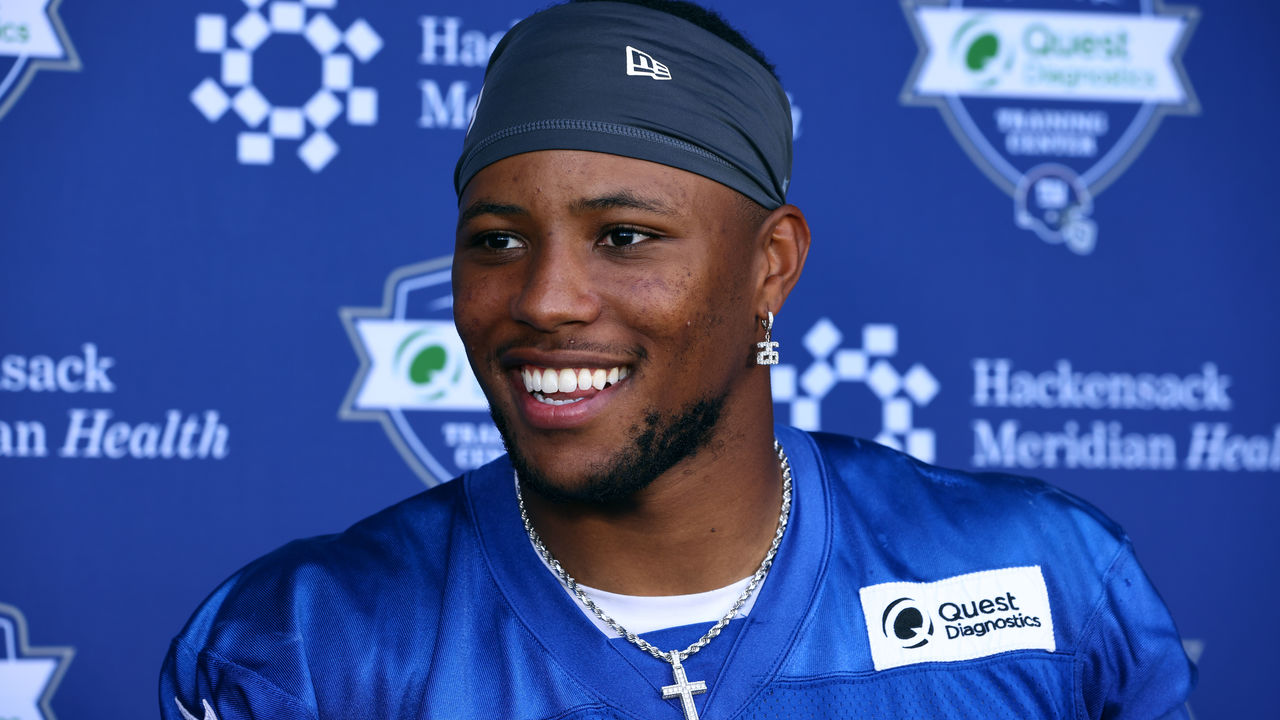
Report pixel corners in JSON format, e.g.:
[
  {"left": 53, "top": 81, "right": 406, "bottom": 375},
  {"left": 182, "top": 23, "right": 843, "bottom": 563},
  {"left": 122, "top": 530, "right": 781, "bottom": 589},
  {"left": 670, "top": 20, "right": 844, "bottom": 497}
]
[{"left": 516, "top": 439, "right": 793, "bottom": 720}]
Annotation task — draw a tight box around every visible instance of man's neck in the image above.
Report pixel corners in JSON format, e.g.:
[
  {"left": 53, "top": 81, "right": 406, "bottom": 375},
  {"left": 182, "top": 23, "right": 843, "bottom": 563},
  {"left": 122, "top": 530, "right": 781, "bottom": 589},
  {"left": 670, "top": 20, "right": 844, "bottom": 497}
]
[{"left": 520, "top": 418, "right": 783, "bottom": 596}]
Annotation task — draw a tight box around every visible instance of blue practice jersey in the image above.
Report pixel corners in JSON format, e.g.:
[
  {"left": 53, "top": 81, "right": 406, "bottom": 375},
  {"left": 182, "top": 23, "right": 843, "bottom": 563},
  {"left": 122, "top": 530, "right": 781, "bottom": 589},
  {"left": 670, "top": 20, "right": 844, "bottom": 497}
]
[{"left": 161, "top": 427, "right": 1194, "bottom": 719}]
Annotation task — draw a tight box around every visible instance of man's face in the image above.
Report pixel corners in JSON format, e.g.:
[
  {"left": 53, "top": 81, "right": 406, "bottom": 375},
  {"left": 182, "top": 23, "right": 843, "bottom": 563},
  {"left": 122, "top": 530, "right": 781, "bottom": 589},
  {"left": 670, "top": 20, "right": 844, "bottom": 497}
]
[{"left": 452, "top": 150, "right": 768, "bottom": 503}]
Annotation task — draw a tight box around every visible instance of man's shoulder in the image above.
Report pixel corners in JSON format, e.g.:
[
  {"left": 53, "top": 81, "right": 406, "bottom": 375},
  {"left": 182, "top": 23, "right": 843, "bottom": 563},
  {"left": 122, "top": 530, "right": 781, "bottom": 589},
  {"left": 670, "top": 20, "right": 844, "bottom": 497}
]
[
  {"left": 793, "top": 430, "right": 1146, "bottom": 658},
  {"left": 797, "top": 429, "right": 1131, "bottom": 611},
  {"left": 161, "top": 459, "right": 548, "bottom": 717},
  {"left": 807, "top": 429, "right": 1125, "bottom": 545},
  {"left": 255, "top": 472, "right": 470, "bottom": 583},
  {"left": 172, "top": 471, "right": 482, "bottom": 658}
]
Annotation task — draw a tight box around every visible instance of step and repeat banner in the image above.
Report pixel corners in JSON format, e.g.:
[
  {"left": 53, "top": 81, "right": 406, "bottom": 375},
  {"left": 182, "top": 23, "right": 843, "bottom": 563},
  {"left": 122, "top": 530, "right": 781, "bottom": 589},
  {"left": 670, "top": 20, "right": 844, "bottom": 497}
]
[{"left": 2, "top": 0, "right": 1276, "bottom": 717}]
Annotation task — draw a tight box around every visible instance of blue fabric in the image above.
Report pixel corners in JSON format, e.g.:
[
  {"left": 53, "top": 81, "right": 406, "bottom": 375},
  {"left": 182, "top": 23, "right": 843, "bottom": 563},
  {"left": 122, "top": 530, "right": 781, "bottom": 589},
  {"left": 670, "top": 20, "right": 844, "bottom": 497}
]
[{"left": 160, "top": 427, "right": 1194, "bottom": 718}]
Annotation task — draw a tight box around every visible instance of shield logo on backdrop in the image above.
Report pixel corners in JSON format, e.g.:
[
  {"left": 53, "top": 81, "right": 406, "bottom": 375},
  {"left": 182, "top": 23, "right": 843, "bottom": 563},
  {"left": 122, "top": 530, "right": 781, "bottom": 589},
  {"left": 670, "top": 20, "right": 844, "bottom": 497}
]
[
  {"left": 0, "top": 0, "right": 79, "bottom": 121},
  {"left": 901, "top": 0, "right": 1198, "bottom": 254},
  {"left": 340, "top": 257, "right": 502, "bottom": 486},
  {"left": 0, "top": 603, "right": 74, "bottom": 720}
]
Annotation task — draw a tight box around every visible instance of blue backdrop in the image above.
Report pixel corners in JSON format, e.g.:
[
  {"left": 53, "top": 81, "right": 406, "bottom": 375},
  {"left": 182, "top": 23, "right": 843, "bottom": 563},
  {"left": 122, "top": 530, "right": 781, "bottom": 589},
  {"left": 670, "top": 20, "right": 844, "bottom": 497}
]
[{"left": 2, "top": 0, "right": 1276, "bottom": 717}]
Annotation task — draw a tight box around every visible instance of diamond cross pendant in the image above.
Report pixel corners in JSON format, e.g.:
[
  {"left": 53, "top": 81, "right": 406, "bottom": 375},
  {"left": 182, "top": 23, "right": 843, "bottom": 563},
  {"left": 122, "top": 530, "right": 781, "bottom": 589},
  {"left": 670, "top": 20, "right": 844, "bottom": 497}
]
[{"left": 661, "top": 651, "right": 707, "bottom": 720}]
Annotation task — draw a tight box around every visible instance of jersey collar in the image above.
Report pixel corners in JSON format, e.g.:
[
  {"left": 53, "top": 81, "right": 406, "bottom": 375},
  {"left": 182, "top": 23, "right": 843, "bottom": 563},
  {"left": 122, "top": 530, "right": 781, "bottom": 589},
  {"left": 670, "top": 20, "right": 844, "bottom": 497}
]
[{"left": 464, "top": 425, "right": 832, "bottom": 719}]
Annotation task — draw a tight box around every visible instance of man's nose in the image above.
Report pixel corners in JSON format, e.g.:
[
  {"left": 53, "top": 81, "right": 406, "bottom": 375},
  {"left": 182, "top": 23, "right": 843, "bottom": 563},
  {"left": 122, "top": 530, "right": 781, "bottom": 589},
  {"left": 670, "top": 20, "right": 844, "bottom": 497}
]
[{"left": 511, "top": 243, "right": 602, "bottom": 332}]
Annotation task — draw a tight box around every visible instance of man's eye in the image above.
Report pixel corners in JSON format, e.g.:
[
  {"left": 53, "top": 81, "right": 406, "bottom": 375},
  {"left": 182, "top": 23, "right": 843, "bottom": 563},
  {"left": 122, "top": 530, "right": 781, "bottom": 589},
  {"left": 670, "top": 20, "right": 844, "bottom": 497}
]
[
  {"left": 478, "top": 233, "right": 524, "bottom": 250},
  {"left": 600, "top": 228, "right": 658, "bottom": 248}
]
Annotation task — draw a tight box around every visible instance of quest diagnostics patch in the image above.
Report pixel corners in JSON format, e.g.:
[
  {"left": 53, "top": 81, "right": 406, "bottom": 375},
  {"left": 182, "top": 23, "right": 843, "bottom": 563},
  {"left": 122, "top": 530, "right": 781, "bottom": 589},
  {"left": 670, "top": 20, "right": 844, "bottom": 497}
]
[{"left": 859, "top": 566, "right": 1055, "bottom": 671}]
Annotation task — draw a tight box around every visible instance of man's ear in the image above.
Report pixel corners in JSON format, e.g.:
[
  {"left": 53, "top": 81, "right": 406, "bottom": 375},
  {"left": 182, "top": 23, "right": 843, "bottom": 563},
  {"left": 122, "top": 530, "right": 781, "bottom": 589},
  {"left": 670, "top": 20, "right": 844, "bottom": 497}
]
[{"left": 755, "top": 204, "right": 811, "bottom": 317}]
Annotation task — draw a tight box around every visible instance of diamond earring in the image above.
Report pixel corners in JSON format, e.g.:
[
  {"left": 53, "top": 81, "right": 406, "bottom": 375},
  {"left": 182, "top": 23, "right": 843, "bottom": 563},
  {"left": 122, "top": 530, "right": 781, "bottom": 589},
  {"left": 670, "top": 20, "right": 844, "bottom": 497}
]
[{"left": 756, "top": 311, "right": 780, "bottom": 366}]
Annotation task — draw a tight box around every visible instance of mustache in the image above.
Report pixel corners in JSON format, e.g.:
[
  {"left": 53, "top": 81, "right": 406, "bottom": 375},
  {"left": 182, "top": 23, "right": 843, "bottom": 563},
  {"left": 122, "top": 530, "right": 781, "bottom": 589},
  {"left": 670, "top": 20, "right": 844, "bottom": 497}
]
[{"left": 492, "top": 337, "right": 648, "bottom": 361}]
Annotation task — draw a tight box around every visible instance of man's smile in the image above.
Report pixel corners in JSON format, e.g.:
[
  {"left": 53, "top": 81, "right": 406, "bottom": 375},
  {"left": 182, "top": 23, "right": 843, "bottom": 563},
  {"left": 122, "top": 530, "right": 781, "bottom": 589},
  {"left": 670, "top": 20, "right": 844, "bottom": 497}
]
[
  {"left": 505, "top": 360, "right": 634, "bottom": 429},
  {"left": 520, "top": 365, "right": 631, "bottom": 400}
]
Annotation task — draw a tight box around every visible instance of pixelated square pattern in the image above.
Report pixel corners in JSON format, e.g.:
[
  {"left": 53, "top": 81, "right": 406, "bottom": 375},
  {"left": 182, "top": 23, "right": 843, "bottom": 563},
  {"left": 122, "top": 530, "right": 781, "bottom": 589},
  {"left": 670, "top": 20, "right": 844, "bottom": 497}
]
[
  {"left": 189, "top": 1, "right": 382, "bottom": 171},
  {"left": 772, "top": 319, "right": 937, "bottom": 462}
]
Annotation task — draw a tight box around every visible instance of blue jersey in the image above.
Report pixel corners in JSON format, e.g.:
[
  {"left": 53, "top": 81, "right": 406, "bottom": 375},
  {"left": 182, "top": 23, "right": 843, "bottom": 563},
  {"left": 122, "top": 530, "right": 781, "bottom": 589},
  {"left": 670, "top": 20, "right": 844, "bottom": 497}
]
[{"left": 161, "top": 427, "right": 1194, "bottom": 719}]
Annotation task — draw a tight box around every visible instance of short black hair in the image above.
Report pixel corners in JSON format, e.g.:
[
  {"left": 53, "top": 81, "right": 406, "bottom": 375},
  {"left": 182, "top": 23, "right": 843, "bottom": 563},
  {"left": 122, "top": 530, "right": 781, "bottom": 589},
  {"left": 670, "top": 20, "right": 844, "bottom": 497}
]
[{"left": 568, "top": 0, "right": 778, "bottom": 80}]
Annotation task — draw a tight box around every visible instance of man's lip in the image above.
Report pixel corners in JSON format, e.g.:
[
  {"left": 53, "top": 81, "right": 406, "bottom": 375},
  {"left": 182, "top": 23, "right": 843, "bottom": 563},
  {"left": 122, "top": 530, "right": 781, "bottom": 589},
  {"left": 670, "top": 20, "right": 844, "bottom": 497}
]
[
  {"left": 499, "top": 348, "right": 636, "bottom": 370},
  {"left": 507, "top": 367, "right": 630, "bottom": 429},
  {"left": 496, "top": 348, "right": 638, "bottom": 429}
]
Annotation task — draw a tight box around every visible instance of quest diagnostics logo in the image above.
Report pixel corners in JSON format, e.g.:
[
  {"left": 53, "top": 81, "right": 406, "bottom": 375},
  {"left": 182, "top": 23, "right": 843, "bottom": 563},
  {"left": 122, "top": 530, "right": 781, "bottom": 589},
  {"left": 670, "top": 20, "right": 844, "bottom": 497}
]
[
  {"left": 949, "top": 16, "right": 1015, "bottom": 91},
  {"left": 389, "top": 328, "right": 471, "bottom": 406},
  {"left": 861, "top": 566, "right": 1055, "bottom": 671},
  {"left": 190, "top": 0, "right": 383, "bottom": 171},
  {"left": 771, "top": 319, "right": 939, "bottom": 463},
  {"left": 902, "top": 0, "right": 1198, "bottom": 255},
  {"left": 881, "top": 597, "right": 934, "bottom": 649},
  {"left": 0, "top": 0, "right": 79, "bottom": 121},
  {"left": 340, "top": 257, "right": 499, "bottom": 486}
]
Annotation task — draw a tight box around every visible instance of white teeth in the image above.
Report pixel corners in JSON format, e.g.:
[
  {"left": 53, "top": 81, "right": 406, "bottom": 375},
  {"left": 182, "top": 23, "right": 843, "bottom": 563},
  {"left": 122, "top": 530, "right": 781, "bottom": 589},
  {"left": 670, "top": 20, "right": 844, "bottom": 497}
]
[
  {"left": 558, "top": 368, "right": 577, "bottom": 392},
  {"left": 532, "top": 392, "right": 584, "bottom": 406},
  {"left": 523, "top": 365, "right": 629, "bottom": 395}
]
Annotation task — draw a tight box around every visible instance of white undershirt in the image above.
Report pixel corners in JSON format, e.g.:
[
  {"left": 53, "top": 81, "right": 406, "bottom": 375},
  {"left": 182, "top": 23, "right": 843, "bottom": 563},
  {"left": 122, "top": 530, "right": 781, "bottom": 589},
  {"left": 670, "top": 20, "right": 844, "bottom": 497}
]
[{"left": 530, "top": 538, "right": 763, "bottom": 638}]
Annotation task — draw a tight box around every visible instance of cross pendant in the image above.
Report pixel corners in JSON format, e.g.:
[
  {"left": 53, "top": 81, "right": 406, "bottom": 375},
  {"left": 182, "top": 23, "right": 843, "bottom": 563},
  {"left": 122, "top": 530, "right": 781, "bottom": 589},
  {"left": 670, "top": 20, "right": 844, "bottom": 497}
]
[
  {"left": 660, "top": 651, "right": 707, "bottom": 720},
  {"left": 756, "top": 341, "right": 779, "bottom": 366}
]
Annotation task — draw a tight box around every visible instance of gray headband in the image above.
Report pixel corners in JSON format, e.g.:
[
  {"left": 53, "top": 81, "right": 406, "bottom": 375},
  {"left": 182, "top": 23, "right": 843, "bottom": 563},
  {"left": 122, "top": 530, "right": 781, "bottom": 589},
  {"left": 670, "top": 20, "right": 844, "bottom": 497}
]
[{"left": 454, "top": 1, "right": 792, "bottom": 209}]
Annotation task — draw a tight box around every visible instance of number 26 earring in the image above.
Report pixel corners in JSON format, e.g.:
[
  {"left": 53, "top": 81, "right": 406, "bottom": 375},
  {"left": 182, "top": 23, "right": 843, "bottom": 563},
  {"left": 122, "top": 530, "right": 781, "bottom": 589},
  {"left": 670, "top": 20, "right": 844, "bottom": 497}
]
[{"left": 756, "top": 311, "right": 780, "bottom": 366}]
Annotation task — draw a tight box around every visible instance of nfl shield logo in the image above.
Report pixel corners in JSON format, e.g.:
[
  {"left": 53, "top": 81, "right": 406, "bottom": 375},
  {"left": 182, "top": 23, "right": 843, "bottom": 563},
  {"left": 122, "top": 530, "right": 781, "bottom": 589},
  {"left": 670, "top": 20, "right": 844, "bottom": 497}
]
[{"left": 901, "top": 0, "right": 1199, "bottom": 254}]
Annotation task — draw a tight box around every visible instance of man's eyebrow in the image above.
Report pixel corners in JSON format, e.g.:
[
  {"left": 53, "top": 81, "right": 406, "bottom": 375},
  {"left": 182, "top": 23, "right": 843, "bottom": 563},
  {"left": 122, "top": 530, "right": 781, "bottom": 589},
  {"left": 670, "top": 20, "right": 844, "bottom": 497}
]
[
  {"left": 570, "top": 191, "right": 677, "bottom": 216},
  {"left": 457, "top": 200, "right": 528, "bottom": 228}
]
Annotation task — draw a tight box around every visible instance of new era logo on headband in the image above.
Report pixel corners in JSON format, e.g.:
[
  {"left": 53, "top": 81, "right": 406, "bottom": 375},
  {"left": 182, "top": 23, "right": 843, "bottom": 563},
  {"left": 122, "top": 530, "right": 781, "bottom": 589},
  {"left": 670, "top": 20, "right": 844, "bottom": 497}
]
[{"left": 626, "top": 46, "right": 671, "bottom": 80}]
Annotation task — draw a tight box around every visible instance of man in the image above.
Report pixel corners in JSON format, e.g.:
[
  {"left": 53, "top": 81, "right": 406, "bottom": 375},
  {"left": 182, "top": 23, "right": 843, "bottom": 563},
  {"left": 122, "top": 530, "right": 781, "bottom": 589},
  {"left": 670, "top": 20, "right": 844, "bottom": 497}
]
[{"left": 161, "top": 1, "right": 1195, "bottom": 718}]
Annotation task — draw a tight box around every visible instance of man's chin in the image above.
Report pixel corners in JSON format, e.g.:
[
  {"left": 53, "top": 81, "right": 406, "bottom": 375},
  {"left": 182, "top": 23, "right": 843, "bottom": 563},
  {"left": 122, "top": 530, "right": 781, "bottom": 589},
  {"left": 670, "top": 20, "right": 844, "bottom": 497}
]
[
  {"left": 488, "top": 396, "right": 725, "bottom": 508},
  {"left": 511, "top": 458, "right": 646, "bottom": 508}
]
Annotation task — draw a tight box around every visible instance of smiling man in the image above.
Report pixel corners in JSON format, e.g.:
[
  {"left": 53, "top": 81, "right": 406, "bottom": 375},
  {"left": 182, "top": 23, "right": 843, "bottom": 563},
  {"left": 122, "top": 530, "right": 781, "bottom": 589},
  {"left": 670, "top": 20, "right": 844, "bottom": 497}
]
[{"left": 161, "top": 1, "right": 1194, "bottom": 719}]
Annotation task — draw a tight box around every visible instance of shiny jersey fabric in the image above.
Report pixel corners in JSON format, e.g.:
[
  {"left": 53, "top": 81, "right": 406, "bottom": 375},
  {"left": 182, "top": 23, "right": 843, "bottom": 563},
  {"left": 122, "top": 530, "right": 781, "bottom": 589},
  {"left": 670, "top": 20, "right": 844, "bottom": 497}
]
[{"left": 160, "top": 427, "right": 1195, "bottom": 719}]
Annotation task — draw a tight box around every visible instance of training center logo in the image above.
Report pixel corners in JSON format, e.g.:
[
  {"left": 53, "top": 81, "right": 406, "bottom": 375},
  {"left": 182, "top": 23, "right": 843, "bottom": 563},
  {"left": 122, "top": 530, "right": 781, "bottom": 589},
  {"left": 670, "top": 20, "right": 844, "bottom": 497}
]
[
  {"left": 340, "top": 257, "right": 498, "bottom": 486},
  {"left": 0, "top": 603, "right": 74, "bottom": 720},
  {"left": 771, "top": 319, "right": 939, "bottom": 463},
  {"left": 882, "top": 597, "right": 934, "bottom": 649},
  {"left": 190, "top": 0, "right": 383, "bottom": 172},
  {"left": 0, "top": 0, "right": 78, "bottom": 121},
  {"left": 902, "top": 0, "right": 1198, "bottom": 255}
]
